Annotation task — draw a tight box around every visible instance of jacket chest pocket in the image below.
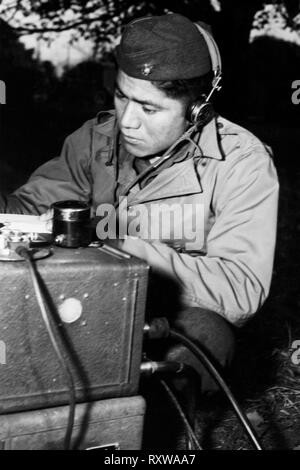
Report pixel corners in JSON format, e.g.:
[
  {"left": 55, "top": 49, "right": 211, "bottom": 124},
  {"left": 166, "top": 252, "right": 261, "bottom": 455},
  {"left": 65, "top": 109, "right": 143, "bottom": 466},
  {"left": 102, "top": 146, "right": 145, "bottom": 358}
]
[{"left": 126, "top": 196, "right": 206, "bottom": 251}]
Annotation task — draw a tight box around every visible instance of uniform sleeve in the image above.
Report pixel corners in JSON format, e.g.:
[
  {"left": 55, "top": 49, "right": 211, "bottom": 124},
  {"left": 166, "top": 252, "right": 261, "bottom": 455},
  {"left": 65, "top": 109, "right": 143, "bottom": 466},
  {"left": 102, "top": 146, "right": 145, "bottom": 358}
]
[
  {"left": 122, "top": 146, "right": 279, "bottom": 326},
  {"left": 0, "top": 124, "right": 93, "bottom": 215}
]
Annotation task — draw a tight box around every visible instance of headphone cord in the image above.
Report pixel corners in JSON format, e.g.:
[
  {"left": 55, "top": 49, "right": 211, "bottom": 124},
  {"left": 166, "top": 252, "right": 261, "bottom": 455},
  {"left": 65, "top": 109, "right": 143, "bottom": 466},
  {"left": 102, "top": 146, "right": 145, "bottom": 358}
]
[
  {"left": 113, "top": 123, "right": 200, "bottom": 211},
  {"left": 144, "top": 319, "right": 263, "bottom": 450},
  {"left": 168, "top": 328, "right": 263, "bottom": 450}
]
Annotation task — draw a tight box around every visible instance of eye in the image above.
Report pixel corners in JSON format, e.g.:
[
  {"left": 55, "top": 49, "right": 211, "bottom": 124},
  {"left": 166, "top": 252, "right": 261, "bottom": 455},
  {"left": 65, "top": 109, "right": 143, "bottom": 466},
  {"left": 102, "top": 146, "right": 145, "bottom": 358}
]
[
  {"left": 115, "top": 89, "right": 126, "bottom": 100},
  {"left": 142, "top": 106, "right": 157, "bottom": 115}
]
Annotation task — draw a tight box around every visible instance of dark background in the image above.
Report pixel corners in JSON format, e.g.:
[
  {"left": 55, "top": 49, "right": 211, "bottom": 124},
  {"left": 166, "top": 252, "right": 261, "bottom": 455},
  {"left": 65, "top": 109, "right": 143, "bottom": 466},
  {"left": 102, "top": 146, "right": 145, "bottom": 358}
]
[{"left": 1, "top": 0, "right": 300, "bottom": 449}]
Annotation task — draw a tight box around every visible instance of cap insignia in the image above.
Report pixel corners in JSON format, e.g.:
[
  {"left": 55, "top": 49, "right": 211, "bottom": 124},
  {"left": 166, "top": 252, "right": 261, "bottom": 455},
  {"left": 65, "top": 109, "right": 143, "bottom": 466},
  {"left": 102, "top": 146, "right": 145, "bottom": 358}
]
[{"left": 141, "top": 63, "right": 153, "bottom": 76}]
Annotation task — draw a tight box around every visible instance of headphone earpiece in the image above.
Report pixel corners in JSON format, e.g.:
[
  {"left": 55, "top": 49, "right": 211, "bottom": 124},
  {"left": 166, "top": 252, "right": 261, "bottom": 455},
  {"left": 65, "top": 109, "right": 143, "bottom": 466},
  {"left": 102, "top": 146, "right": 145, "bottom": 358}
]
[
  {"left": 187, "top": 98, "right": 214, "bottom": 126},
  {"left": 187, "top": 22, "right": 222, "bottom": 126}
]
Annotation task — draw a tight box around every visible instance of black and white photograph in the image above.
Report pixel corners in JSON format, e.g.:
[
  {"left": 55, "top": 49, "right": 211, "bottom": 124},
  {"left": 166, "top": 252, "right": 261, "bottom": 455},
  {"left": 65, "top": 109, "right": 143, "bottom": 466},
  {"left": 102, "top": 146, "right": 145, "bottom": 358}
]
[{"left": 0, "top": 0, "right": 300, "bottom": 452}]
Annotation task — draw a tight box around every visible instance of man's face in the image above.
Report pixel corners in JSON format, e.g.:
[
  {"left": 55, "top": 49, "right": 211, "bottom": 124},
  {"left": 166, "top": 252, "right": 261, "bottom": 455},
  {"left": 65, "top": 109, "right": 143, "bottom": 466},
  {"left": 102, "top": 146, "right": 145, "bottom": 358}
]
[{"left": 114, "top": 70, "right": 188, "bottom": 158}]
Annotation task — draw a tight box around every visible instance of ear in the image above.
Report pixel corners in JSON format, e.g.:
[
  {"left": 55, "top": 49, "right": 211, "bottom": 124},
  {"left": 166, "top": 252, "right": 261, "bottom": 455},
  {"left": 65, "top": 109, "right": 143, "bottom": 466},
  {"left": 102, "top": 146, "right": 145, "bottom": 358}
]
[{"left": 186, "top": 94, "right": 206, "bottom": 124}]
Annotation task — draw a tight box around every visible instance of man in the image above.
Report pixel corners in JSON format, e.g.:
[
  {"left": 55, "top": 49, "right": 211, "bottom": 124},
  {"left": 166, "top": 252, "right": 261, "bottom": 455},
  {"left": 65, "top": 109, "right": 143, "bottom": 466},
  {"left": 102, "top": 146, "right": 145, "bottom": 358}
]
[{"left": 0, "top": 14, "right": 278, "bottom": 396}]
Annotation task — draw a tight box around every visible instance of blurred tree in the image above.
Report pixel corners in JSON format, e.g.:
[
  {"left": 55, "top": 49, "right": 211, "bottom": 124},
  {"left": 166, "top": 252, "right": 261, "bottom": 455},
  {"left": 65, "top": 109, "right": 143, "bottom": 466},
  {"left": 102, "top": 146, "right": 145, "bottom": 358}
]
[
  {"left": 1, "top": 0, "right": 299, "bottom": 123},
  {"left": 0, "top": 17, "right": 60, "bottom": 183},
  {"left": 53, "top": 59, "right": 112, "bottom": 117},
  {"left": 0, "top": 1, "right": 298, "bottom": 43},
  {"left": 1, "top": 1, "right": 298, "bottom": 95},
  {"left": 0, "top": 18, "right": 57, "bottom": 106}
]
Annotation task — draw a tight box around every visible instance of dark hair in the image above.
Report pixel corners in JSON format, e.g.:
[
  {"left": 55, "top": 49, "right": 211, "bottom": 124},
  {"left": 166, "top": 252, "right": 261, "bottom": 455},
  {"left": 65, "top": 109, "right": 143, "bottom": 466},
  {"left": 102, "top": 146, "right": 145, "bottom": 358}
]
[{"left": 151, "top": 72, "right": 213, "bottom": 106}]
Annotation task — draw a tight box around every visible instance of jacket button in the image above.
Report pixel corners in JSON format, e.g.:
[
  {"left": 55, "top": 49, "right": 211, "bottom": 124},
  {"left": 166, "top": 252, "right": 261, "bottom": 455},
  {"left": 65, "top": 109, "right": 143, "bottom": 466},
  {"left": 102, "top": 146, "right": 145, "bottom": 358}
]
[
  {"left": 201, "top": 161, "right": 207, "bottom": 167},
  {"left": 217, "top": 121, "right": 224, "bottom": 129}
]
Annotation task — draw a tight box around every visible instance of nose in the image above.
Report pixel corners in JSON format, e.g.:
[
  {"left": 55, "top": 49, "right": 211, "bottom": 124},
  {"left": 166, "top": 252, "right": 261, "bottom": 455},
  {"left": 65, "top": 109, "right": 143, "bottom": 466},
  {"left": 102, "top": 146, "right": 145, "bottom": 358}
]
[{"left": 119, "top": 101, "right": 141, "bottom": 130}]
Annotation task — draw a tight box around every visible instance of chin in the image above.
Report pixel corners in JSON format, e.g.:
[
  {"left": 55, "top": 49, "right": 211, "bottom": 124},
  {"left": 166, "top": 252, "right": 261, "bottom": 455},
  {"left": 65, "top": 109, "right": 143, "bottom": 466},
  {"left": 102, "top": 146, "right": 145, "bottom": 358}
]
[
  {"left": 132, "top": 153, "right": 151, "bottom": 158},
  {"left": 124, "top": 142, "right": 150, "bottom": 158}
]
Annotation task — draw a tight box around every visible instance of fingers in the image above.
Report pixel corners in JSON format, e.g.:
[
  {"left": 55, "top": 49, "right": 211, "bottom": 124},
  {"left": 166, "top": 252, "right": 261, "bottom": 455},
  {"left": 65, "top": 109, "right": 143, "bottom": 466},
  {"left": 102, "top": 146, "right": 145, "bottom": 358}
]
[
  {"left": 39, "top": 209, "right": 54, "bottom": 232},
  {"left": 39, "top": 208, "right": 54, "bottom": 221}
]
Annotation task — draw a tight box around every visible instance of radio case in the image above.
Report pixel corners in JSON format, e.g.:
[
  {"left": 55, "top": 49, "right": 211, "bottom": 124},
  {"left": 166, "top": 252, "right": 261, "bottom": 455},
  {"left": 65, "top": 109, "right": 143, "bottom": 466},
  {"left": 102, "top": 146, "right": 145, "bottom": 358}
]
[
  {"left": 0, "top": 396, "right": 146, "bottom": 450},
  {"left": 0, "top": 246, "right": 149, "bottom": 413}
]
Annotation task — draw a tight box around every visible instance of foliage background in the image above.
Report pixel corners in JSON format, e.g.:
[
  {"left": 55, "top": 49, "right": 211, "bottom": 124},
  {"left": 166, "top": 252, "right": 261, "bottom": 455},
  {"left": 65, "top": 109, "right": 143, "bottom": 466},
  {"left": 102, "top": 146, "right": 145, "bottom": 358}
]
[{"left": 0, "top": 0, "right": 299, "bottom": 190}]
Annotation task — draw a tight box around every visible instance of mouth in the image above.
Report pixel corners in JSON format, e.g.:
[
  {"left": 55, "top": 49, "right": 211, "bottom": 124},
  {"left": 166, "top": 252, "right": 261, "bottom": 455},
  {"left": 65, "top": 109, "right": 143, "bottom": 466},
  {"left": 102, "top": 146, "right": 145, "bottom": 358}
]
[{"left": 122, "top": 133, "right": 141, "bottom": 144}]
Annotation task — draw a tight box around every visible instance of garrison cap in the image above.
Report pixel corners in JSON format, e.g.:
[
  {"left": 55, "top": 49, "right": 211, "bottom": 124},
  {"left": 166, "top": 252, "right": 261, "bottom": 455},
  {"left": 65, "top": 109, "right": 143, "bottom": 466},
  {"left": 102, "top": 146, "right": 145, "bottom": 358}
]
[{"left": 116, "top": 13, "right": 212, "bottom": 81}]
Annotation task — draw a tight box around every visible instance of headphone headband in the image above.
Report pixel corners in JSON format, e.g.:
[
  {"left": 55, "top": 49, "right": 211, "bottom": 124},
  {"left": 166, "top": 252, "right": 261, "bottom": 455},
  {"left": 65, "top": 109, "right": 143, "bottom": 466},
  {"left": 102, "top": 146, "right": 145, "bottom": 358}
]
[
  {"left": 193, "top": 22, "right": 222, "bottom": 80},
  {"left": 186, "top": 23, "right": 222, "bottom": 125}
]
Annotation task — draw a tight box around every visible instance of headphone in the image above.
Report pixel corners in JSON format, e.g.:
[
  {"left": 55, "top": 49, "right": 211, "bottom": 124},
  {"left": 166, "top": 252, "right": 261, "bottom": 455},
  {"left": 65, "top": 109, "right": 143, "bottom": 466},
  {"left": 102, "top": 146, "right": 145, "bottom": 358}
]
[{"left": 186, "top": 22, "right": 222, "bottom": 126}]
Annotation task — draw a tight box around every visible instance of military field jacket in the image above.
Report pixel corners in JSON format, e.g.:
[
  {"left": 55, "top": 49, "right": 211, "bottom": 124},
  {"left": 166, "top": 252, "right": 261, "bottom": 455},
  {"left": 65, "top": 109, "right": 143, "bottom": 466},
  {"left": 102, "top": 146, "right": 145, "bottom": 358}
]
[{"left": 0, "top": 111, "right": 279, "bottom": 325}]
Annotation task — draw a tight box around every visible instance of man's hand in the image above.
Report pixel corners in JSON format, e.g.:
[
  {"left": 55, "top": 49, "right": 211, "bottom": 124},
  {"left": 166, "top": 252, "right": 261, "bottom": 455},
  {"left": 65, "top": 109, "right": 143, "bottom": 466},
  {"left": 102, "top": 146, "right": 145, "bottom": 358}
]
[{"left": 38, "top": 209, "right": 53, "bottom": 233}]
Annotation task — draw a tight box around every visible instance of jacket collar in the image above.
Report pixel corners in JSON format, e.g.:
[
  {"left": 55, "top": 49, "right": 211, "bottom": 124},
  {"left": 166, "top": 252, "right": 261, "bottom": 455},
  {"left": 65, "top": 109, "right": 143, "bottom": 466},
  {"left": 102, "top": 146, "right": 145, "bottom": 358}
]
[
  {"left": 95, "top": 110, "right": 116, "bottom": 137},
  {"left": 92, "top": 110, "right": 242, "bottom": 203},
  {"left": 198, "top": 116, "right": 224, "bottom": 160}
]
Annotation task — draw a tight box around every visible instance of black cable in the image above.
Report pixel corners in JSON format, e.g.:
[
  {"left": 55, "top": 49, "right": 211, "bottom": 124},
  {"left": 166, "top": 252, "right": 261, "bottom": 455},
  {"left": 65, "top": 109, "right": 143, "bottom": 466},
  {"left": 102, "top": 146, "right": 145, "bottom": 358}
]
[
  {"left": 16, "top": 247, "right": 76, "bottom": 450},
  {"left": 169, "top": 328, "right": 263, "bottom": 450},
  {"left": 140, "top": 360, "right": 202, "bottom": 450},
  {"left": 159, "top": 379, "right": 203, "bottom": 451}
]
